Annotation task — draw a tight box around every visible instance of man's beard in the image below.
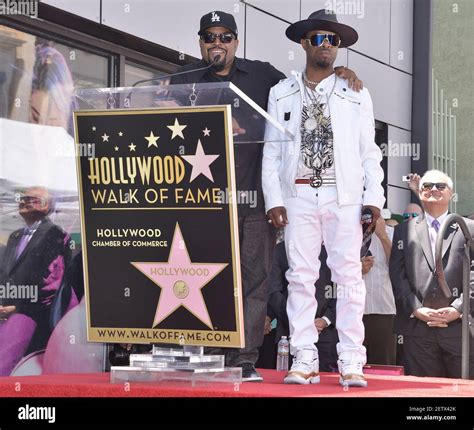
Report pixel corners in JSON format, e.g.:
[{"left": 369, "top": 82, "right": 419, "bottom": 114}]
[
  {"left": 212, "top": 60, "right": 226, "bottom": 72},
  {"left": 207, "top": 50, "right": 226, "bottom": 72},
  {"left": 315, "top": 58, "right": 332, "bottom": 68}
]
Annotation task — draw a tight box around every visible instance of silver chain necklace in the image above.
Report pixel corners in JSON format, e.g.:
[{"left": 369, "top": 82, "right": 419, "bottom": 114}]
[{"left": 302, "top": 73, "right": 336, "bottom": 132}]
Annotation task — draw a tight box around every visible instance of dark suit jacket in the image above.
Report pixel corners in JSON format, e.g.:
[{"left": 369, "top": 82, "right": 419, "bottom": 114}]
[
  {"left": 389, "top": 215, "right": 474, "bottom": 337},
  {"left": 267, "top": 242, "right": 338, "bottom": 343},
  {"left": 0, "top": 245, "right": 5, "bottom": 271},
  {"left": 0, "top": 218, "right": 70, "bottom": 352}
]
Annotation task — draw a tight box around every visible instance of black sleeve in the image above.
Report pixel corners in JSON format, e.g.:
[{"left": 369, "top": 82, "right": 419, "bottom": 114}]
[
  {"left": 323, "top": 296, "right": 337, "bottom": 326},
  {"left": 267, "top": 243, "right": 289, "bottom": 324},
  {"left": 266, "top": 62, "right": 286, "bottom": 85},
  {"left": 389, "top": 224, "right": 423, "bottom": 316}
]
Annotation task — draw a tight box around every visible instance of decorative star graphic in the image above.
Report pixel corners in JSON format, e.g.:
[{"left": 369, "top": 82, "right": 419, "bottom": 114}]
[
  {"left": 131, "top": 223, "right": 227, "bottom": 328},
  {"left": 101, "top": 133, "right": 109, "bottom": 142},
  {"left": 118, "top": 131, "right": 123, "bottom": 137},
  {"left": 145, "top": 131, "right": 160, "bottom": 148},
  {"left": 128, "top": 142, "right": 136, "bottom": 152},
  {"left": 92, "top": 126, "right": 96, "bottom": 131},
  {"left": 182, "top": 140, "right": 220, "bottom": 183},
  {"left": 167, "top": 118, "right": 187, "bottom": 140},
  {"left": 203, "top": 127, "right": 211, "bottom": 136},
  {"left": 114, "top": 146, "right": 119, "bottom": 152}
]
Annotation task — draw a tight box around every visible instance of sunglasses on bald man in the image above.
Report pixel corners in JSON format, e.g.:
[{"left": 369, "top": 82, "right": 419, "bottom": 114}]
[{"left": 421, "top": 182, "right": 449, "bottom": 191}]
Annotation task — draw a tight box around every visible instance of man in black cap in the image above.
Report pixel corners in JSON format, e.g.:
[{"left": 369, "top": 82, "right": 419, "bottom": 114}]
[
  {"left": 263, "top": 10, "right": 385, "bottom": 387},
  {"left": 171, "top": 10, "right": 362, "bottom": 383}
]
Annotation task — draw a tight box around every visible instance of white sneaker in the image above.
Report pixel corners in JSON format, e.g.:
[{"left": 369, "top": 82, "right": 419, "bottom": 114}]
[
  {"left": 284, "top": 350, "right": 320, "bottom": 385},
  {"left": 338, "top": 359, "right": 367, "bottom": 387}
]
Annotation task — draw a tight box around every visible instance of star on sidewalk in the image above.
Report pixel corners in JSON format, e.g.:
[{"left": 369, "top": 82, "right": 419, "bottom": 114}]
[
  {"left": 182, "top": 140, "right": 219, "bottom": 183},
  {"left": 131, "top": 223, "right": 227, "bottom": 328},
  {"left": 145, "top": 131, "right": 160, "bottom": 148},
  {"left": 167, "top": 118, "right": 187, "bottom": 140}
]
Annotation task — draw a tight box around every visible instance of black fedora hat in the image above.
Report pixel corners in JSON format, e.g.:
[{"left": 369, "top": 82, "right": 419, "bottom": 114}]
[{"left": 286, "top": 9, "right": 358, "bottom": 48}]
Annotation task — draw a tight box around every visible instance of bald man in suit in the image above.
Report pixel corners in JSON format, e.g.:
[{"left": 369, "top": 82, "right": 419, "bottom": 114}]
[
  {"left": 389, "top": 170, "right": 474, "bottom": 378},
  {"left": 0, "top": 187, "right": 70, "bottom": 375}
]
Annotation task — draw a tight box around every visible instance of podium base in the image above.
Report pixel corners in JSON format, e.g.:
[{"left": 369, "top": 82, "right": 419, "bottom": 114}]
[
  {"left": 110, "top": 346, "right": 241, "bottom": 386},
  {"left": 110, "top": 366, "right": 242, "bottom": 386}
]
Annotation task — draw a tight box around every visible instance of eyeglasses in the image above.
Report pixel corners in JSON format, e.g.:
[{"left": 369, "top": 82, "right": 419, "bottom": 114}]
[
  {"left": 200, "top": 32, "right": 235, "bottom": 44},
  {"left": 19, "top": 196, "right": 42, "bottom": 204},
  {"left": 403, "top": 212, "right": 419, "bottom": 220},
  {"left": 305, "top": 34, "right": 341, "bottom": 48},
  {"left": 421, "top": 182, "right": 448, "bottom": 191}
]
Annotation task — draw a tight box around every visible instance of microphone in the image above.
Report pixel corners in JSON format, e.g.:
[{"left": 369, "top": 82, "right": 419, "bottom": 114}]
[
  {"left": 131, "top": 55, "right": 222, "bottom": 87},
  {"left": 118, "top": 55, "right": 223, "bottom": 108}
]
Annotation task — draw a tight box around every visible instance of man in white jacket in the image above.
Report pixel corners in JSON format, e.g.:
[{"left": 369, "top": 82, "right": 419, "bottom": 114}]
[{"left": 262, "top": 9, "right": 385, "bottom": 387}]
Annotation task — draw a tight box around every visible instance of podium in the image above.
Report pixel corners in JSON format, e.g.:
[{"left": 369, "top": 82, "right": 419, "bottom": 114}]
[{"left": 74, "top": 82, "right": 292, "bottom": 385}]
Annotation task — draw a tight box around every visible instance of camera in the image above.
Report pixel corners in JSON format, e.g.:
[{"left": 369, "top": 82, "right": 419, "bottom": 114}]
[{"left": 402, "top": 175, "right": 412, "bottom": 182}]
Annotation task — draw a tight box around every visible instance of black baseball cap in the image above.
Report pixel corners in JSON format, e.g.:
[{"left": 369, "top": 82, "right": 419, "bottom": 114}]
[{"left": 198, "top": 11, "right": 238, "bottom": 38}]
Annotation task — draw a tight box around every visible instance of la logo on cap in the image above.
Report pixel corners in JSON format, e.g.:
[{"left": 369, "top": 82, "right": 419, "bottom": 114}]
[{"left": 211, "top": 11, "right": 220, "bottom": 22}]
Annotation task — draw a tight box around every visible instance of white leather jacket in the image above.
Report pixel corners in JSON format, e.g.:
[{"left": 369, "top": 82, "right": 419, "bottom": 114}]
[{"left": 262, "top": 70, "right": 385, "bottom": 211}]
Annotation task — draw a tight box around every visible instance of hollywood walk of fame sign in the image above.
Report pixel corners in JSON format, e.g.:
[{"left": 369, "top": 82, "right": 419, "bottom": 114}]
[{"left": 74, "top": 106, "right": 244, "bottom": 347}]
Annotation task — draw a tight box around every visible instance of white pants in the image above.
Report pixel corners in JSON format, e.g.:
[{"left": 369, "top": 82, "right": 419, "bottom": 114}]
[{"left": 284, "top": 185, "right": 367, "bottom": 363}]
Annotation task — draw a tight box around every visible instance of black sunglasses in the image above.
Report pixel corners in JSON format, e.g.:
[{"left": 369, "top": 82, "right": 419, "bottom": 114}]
[
  {"left": 200, "top": 32, "right": 235, "bottom": 44},
  {"left": 305, "top": 34, "right": 341, "bottom": 47},
  {"left": 421, "top": 182, "right": 448, "bottom": 191}
]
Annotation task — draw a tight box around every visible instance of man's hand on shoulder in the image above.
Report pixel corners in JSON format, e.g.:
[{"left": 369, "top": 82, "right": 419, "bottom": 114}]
[{"left": 334, "top": 66, "right": 363, "bottom": 92}]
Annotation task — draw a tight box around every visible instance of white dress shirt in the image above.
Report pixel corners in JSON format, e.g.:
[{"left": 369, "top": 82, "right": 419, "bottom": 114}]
[
  {"left": 425, "top": 210, "right": 449, "bottom": 260},
  {"left": 363, "top": 225, "right": 396, "bottom": 315}
]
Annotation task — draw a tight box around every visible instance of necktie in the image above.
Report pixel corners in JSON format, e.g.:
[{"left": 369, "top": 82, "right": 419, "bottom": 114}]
[
  {"left": 15, "top": 228, "right": 33, "bottom": 260},
  {"left": 432, "top": 219, "right": 440, "bottom": 233}
]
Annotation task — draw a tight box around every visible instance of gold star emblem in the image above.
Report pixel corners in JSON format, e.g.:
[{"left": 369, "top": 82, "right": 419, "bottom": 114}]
[
  {"left": 167, "top": 118, "right": 187, "bottom": 140},
  {"left": 145, "top": 131, "right": 160, "bottom": 148}
]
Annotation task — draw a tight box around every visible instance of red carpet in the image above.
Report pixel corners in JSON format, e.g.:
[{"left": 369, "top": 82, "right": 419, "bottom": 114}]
[{"left": 0, "top": 370, "right": 472, "bottom": 397}]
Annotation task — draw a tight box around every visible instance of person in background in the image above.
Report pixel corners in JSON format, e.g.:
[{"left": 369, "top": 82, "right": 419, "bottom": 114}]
[
  {"left": 0, "top": 186, "right": 70, "bottom": 375},
  {"left": 389, "top": 170, "right": 474, "bottom": 378},
  {"left": 403, "top": 203, "right": 423, "bottom": 222},
  {"left": 362, "top": 210, "right": 397, "bottom": 365},
  {"left": 29, "top": 41, "right": 76, "bottom": 135}
]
